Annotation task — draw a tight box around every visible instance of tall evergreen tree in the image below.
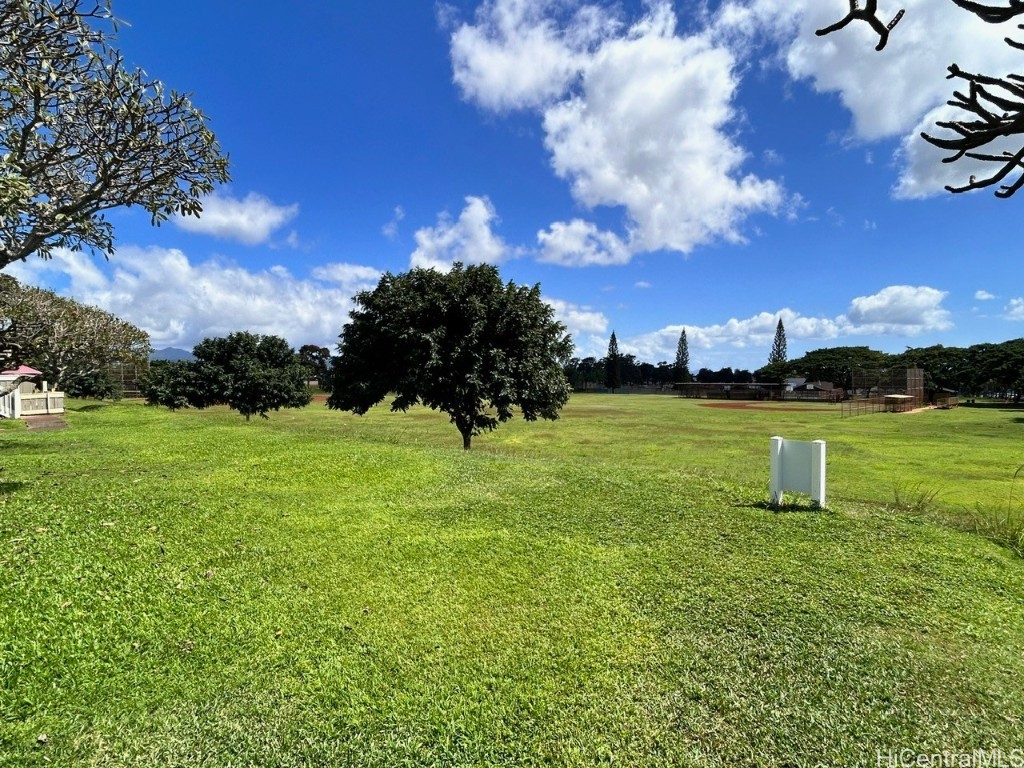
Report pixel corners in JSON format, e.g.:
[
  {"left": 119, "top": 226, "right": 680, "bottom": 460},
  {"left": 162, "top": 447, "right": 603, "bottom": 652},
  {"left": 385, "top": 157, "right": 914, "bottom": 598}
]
[
  {"left": 604, "top": 331, "right": 622, "bottom": 392},
  {"left": 674, "top": 329, "right": 691, "bottom": 383},
  {"left": 769, "top": 318, "right": 787, "bottom": 366}
]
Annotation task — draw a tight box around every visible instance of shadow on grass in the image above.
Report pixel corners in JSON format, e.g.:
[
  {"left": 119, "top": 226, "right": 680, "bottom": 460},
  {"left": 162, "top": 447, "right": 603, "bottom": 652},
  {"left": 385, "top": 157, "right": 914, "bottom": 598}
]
[
  {"left": 69, "top": 403, "right": 106, "bottom": 412},
  {"left": 0, "top": 481, "right": 27, "bottom": 495},
  {"left": 739, "top": 501, "right": 831, "bottom": 514}
]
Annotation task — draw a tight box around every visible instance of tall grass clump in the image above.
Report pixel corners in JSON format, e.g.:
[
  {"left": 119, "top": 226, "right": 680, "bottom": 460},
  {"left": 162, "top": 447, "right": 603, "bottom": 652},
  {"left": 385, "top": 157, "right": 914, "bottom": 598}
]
[
  {"left": 889, "top": 480, "right": 942, "bottom": 516},
  {"left": 966, "top": 464, "right": 1024, "bottom": 555}
]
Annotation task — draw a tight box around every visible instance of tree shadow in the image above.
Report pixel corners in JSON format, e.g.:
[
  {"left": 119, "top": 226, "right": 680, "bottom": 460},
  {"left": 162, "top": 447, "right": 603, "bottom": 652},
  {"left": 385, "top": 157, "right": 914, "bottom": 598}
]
[
  {"left": 0, "top": 481, "right": 27, "bottom": 495},
  {"left": 739, "top": 500, "right": 831, "bottom": 514}
]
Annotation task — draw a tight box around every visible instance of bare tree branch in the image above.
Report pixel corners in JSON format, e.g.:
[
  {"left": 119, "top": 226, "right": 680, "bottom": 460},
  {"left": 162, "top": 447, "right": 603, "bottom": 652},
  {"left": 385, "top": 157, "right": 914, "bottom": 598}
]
[
  {"left": 922, "top": 64, "right": 1024, "bottom": 196},
  {"left": 949, "top": 0, "right": 1024, "bottom": 23},
  {"left": 817, "top": 0, "right": 1024, "bottom": 197},
  {"left": 816, "top": 1, "right": 905, "bottom": 51}
]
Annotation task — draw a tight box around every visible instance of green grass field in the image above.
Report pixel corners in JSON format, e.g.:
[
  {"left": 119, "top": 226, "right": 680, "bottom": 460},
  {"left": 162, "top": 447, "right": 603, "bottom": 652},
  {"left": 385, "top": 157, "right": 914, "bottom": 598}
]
[{"left": 2, "top": 396, "right": 1023, "bottom": 767}]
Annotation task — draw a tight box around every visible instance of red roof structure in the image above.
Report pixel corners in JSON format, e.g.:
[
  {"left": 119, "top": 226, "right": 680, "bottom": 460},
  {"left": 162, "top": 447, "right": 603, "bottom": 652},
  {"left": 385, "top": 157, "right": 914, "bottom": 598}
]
[{"left": 1, "top": 366, "right": 43, "bottom": 376}]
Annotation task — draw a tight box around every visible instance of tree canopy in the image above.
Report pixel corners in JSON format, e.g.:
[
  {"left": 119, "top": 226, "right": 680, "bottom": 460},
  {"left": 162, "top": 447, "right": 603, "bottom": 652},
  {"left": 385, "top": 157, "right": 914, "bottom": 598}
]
[
  {"left": 328, "top": 263, "right": 572, "bottom": 450},
  {"left": 766, "top": 345, "right": 893, "bottom": 389},
  {"left": 763, "top": 340, "right": 1024, "bottom": 399},
  {"left": 0, "top": 0, "right": 229, "bottom": 270},
  {"left": 0, "top": 273, "right": 149, "bottom": 393},
  {"left": 298, "top": 344, "right": 332, "bottom": 392},
  {"left": 195, "top": 332, "right": 311, "bottom": 420},
  {"left": 817, "top": 0, "right": 1024, "bottom": 197},
  {"left": 143, "top": 332, "right": 311, "bottom": 419}
]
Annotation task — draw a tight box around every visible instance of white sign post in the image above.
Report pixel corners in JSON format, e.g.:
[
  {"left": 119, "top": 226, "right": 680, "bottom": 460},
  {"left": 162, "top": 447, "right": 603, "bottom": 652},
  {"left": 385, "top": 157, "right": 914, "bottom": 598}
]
[{"left": 769, "top": 436, "right": 826, "bottom": 508}]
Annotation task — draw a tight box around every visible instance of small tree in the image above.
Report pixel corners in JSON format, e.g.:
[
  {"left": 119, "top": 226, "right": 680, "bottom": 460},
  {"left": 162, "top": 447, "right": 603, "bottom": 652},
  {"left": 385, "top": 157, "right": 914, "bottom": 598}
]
[
  {"left": 328, "top": 263, "right": 572, "bottom": 450},
  {"left": 0, "top": 0, "right": 229, "bottom": 270},
  {"left": 298, "top": 344, "right": 332, "bottom": 391},
  {"left": 141, "top": 360, "right": 196, "bottom": 411},
  {"left": 604, "top": 331, "right": 622, "bottom": 392},
  {"left": 191, "top": 332, "right": 311, "bottom": 421},
  {"left": 769, "top": 318, "right": 787, "bottom": 366},
  {"left": 145, "top": 333, "right": 310, "bottom": 420},
  {"left": 674, "top": 329, "right": 692, "bottom": 383}
]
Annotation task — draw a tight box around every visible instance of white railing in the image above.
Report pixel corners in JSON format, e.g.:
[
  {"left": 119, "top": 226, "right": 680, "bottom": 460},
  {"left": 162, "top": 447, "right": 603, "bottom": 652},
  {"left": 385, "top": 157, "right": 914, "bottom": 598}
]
[
  {"left": 20, "top": 391, "right": 65, "bottom": 415},
  {"left": 0, "top": 390, "right": 17, "bottom": 419}
]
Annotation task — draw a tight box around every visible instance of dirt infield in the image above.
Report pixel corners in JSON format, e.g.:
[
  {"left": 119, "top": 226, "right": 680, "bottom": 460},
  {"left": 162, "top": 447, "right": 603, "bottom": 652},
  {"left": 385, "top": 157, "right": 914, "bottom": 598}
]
[{"left": 697, "top": 401, "right": 835, "bottom": 412}]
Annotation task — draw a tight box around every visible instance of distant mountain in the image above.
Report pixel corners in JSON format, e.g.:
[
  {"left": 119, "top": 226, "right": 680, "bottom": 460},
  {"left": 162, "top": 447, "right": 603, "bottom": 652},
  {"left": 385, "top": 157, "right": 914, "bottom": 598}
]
[{"left": 150, "top": 347, "right": 195, "bottom": 362}]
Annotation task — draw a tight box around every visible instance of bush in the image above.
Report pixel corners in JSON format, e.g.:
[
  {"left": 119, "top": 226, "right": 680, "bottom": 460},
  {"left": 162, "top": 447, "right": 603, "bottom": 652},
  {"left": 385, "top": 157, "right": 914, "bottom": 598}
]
[{"left": 63, "top": 369, "right": 123, "bottom": 401}]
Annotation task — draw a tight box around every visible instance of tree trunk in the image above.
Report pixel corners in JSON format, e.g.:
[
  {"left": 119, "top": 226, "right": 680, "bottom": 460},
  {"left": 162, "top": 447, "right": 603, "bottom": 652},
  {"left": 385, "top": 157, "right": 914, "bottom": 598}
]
[
  {"left": 0, "top": 375, "right": 30, "bottom": 399},
  {"left": 454, "top": 414, "right": 474, "bottom": 450}
]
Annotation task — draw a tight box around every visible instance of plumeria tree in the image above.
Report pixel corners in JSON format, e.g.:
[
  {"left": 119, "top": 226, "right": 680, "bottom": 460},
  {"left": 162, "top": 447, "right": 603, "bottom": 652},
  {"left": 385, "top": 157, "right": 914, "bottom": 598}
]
[
  {"left": 0, "top": 273, "right": 149, "bottom": 394},
  {"left": 0, "top": 0, "right": 229, "bottom": 270}
]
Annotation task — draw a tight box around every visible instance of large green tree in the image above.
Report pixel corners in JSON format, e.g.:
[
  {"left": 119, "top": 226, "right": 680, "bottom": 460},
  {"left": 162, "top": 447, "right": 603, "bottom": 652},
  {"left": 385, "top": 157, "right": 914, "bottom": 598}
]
[
  {"left": 328, "top": 263, "right": 572, "bottom": 450},
  {"left": 961, "top": 339, "right": 1024, "bottom": 400},
  {"left": 767, "top": 345, "right": 895, "bottom": 390},
  {"left": 0, "top": 0, "right": 229, "bottom": 270},
  {"left": 894, "top": 345, "right": 970, "bottom": 393},
  {"left": 0, "top": 273, "right": 149, "bottom": 393}
]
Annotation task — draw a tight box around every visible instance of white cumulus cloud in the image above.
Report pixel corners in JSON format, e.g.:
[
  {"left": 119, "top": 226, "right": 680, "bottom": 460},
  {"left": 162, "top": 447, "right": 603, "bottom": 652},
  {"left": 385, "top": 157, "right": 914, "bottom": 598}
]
[
  {"left": 410, "top": 196, "right": 509, "bottom": 271},
  {"left": 713, "top": 0, "right": 1023, "bottom": 197},
  {"left": 537, "top": 219, "right": 630, "bottom": 266},
  {"left": 174, "top": 191, "right": 300, "bottom": 245},
  {"left": 11, "top": 247, "right": 380, "bottom": 350},
  {"left": 975, "top": 290, "right": 996, "bottom": 301},
  {"left": 1005, "top": 298, "right": 1024, "bottom": 321},
  {"left": 450, "top": 0, "right": 785, "bottom": 264},
  {"left": 545, "top": 297, "right": 608, "bottom": 337},
  {"left": 450, "top": 0, "right": 608, "bottom": 111},
  {"left": 841, "top": 285, "right": 952, "bottom": 335}
]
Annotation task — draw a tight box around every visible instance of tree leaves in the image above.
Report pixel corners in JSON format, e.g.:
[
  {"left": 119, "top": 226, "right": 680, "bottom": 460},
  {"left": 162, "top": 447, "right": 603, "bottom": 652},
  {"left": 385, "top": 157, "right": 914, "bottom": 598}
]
[
  {"left": 328, "top": 263, "right": 573, "bottom": 449},
  {"left": 0, "top": 0, "right": 229, "bottom": 267},
  {"left": 143, "top": 332, "right": 312, "bottom": 420}
]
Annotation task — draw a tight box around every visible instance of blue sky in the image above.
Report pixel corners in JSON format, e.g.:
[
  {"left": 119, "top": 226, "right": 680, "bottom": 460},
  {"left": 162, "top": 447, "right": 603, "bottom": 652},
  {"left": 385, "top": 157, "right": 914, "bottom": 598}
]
[{"left": 11, "top": 0, "right": 1024, "bottom": 371}]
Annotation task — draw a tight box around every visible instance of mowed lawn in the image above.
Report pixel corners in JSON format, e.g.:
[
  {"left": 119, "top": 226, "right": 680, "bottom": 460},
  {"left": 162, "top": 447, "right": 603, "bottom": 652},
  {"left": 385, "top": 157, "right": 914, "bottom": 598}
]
[{"left": 1, "top": 396, "right": 1023, "bottom": 767}]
